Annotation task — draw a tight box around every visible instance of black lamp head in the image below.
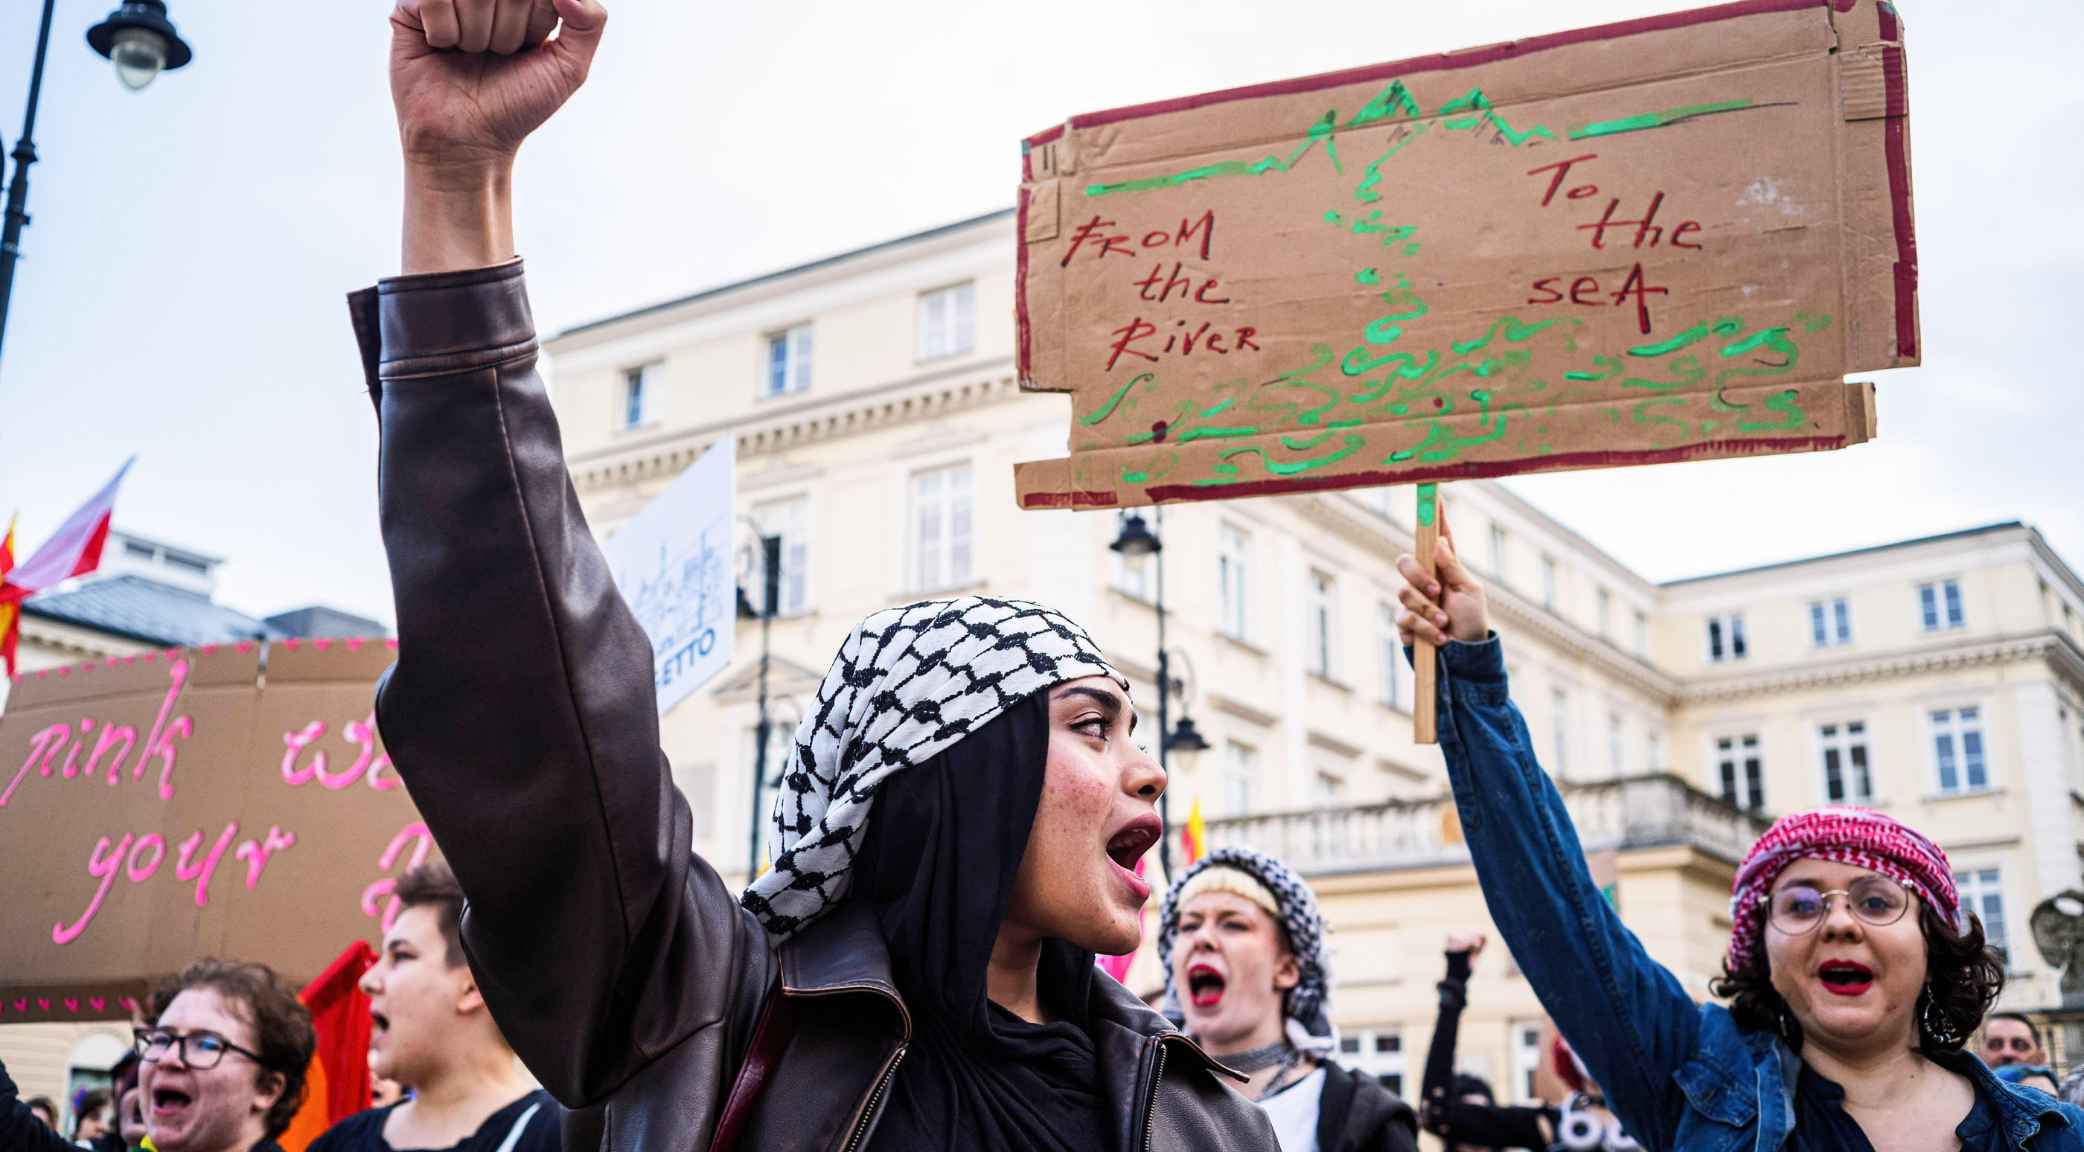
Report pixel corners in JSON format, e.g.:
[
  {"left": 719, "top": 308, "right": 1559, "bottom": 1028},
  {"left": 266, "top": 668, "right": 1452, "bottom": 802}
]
[
  {"left": 88, "top": 1, "right": 193, "bottom": 90},
  {"left": 1109, "top": 511, "right": 1161, "bottom": 557},
  {"left": 1166, "top": 715, "right": 1211, "bottom": 754}
]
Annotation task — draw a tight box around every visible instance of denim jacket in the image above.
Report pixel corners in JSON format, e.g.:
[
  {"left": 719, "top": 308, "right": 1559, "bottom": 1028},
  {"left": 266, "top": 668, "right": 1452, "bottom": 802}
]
[{"left": 1433, "top": 636, "right": 2084, "bottom": 1152}]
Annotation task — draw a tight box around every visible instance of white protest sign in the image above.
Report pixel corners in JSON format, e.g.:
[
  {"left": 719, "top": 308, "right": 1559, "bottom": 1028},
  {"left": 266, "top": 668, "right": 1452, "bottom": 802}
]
[{"left": 603, "top": 437, "right": 736, "bottom": 717}]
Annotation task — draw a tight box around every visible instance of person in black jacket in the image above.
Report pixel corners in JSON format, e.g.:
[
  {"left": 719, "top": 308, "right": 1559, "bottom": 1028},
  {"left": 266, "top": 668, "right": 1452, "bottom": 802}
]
[
  {"left": 1158, "top": 847, "right": 1419, "bottom": 1152},
  {"left": 1419, "top": 933, "right": 1556, "bottom": 1151}
]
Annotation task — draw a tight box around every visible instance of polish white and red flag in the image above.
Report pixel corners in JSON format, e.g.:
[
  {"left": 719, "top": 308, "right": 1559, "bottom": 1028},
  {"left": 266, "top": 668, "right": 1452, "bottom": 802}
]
[{"left": 0, "top": 457, "right": 134, "bottom": 606}]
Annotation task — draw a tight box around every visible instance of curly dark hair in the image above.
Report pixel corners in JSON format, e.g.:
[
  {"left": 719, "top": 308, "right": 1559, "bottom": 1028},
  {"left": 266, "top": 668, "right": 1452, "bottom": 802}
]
[
  {"left": 151, "top": 958, "right": 316, "bottom": 1141},
  {"left": 1711, "top": 901, "right": 2004, "bottom": 1058}
]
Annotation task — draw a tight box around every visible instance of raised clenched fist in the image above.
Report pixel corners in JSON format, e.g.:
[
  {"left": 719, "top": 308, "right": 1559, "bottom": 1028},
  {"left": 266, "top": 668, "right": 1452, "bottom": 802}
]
[{"left": 390, "top": 0, "right": 607, "bottom": 171}]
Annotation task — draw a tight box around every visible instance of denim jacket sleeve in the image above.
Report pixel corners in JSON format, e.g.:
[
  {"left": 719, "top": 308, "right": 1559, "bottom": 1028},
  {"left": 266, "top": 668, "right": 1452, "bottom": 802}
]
[{"left": 1433, "top": 637, "right": 1698, "bottom": 1152}]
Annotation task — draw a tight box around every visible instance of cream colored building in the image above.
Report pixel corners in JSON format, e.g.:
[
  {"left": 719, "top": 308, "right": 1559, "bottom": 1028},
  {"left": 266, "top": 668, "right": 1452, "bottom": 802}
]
[{"left": 541, "top": 208, "right": 2084, "bottom": 1104}]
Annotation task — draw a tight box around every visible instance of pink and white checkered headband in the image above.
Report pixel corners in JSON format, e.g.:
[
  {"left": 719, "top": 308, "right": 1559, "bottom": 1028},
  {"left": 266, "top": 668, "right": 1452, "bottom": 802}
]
[{"left": 1727, "top": 805, "right": 1963, "bottom": 971}]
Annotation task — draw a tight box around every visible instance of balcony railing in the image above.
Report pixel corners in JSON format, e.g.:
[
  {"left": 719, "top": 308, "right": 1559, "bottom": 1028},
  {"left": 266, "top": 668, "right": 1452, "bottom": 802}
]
[{"left": 1201, "top": 773, "right": 1771, "bottom": 877}]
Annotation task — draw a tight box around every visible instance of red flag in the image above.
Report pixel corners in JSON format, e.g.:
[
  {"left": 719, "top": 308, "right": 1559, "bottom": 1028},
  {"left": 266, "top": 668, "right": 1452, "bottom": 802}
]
[
  {"left": 1, "top": 516, "right": 16, "bottom": 677},
  {"left": 0, "top": 458, "right": 132, "bottom": 606},
  {"left": 280, "top": 940, "right": 378, "bottom": 1152}
]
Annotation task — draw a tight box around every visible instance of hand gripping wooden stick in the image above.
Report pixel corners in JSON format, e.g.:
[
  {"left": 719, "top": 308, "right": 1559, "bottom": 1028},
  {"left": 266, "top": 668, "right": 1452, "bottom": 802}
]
[{"left": 1413, "top": 483, "right": 1440, "bottom": 745}]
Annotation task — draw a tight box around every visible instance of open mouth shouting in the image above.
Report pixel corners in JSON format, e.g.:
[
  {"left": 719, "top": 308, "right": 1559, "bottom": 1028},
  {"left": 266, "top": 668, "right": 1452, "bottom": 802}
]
[
  {"left": 1186, "top": 962, "right": 1228, "bottom": 1008},
  {"left": 1106, "top": 815, "right": 1160, "bottom": 902},
  {"left": 150, "top": 1084, "right": 195, "bottom": 1124},
  {"left": 1818, "top": 960, "right": 1874, "bottom": 996}
]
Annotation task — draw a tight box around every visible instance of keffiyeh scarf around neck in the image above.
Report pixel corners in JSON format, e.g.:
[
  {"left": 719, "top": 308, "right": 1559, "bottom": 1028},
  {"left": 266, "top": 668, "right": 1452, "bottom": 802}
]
[{"left": 740, "top": 596, "right": 1125, "bottom": 939}]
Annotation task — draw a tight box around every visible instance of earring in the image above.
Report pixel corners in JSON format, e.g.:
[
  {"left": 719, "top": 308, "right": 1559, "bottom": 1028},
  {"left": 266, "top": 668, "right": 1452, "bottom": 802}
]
[
  {"left": 1775, "top": 1006, "right": 1802, "bottom": 1045},
  {"left": 1919, "top": 986, "right": 1960, "bottom": 1046}
]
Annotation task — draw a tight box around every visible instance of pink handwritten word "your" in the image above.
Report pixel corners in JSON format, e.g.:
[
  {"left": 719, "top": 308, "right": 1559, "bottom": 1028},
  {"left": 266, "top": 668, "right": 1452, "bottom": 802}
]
[
  {"left": 52, "top": 822, "right": 297, "bottom": 945},
  {"left": 1, "top": 659, "right": 193, "bottom": 809},
  {"left": 358, "top": 821, "right": 433, "bottom": 934},
  {"left": 281, "top": 712, "right": 399, "bottom": 791}
]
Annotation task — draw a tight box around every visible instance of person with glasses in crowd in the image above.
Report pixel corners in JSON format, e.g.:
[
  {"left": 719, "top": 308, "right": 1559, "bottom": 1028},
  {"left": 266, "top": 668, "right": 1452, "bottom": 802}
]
[
  {"left": 1394, "top": 519, "right": 2084, "bottom": 1150},
  {"left": 135, "top": 959, "right": 318, "bottom": 1152}
]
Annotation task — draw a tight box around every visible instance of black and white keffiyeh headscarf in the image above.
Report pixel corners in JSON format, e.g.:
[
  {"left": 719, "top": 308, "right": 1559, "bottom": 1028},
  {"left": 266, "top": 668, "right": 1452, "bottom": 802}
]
[
  {"left": 740, "top": 596, "right": 1126, "bottom": 939},
  {"left": 1157, "top": 845, "right": 1335, "bottom": 1053}
]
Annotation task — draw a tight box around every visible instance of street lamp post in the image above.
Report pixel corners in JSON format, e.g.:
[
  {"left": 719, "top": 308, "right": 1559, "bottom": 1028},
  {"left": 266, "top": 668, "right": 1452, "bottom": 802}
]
[
  {"left": 0, "top": 0, "right": 192, "bottom": 370},
  {"left": 1112, "top": 507, "right": 1208, "bottom": 877},
  {"left": 741, "top": 533, "right": 782, "bottom": 882}
]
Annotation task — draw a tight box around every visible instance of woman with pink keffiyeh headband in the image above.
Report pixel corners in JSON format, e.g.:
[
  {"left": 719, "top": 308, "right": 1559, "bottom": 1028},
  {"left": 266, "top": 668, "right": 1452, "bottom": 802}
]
[{"left": 1392, "top": 524, "right": 2081, "bottom": 1151}]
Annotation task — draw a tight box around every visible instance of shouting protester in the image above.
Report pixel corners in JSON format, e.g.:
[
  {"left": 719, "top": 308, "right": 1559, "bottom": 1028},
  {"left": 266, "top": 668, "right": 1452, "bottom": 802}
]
[
  {"left": 137, "top": 959, "right": 317, "bottom": 1152},
  {"left": 1394, "top": 520, "right": 2084, "bottom": 1150},
  {"left": 351, "top": 6, "right": 1277, "bottom": 1148},
  {"left": 1159, "top": 846, "right": 1418, "bottom": 1152},
  {"left": 308, "top": 863, "right": 559, "bottom": 1152}
]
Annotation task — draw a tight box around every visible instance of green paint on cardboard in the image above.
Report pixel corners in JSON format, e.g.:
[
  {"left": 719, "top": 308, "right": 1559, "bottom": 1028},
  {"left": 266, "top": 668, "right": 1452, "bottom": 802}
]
[
  {"left": 1567, "top": 98, "right": 1756, "bottom": 140},
  {"left": 1080, "top": 373, "right": 1151, "bottom": 425},
  {"left": 1416, "top": 482, "right": 1438, "bottom": 526}
]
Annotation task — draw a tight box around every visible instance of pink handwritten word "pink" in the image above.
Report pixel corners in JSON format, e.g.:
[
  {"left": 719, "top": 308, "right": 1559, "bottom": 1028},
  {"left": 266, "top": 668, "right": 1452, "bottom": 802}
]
[
  {"left": 281, "top": 712, "right": 398, "bottom": 791},
  {"left": 51, "top": 820, "right": 297, "bottom": 945},
  {"left": 359, "top": 821, "right": 432, "bottom": 934},
  {"left": 1, "top": 659, "right": 193, "bottom": 808}
]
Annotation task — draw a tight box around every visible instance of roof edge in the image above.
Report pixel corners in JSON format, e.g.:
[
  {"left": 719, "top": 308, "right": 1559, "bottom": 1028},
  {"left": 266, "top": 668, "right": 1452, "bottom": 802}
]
[{"left": 1660, "top": 521, "right": 2030, "bottom": 586}]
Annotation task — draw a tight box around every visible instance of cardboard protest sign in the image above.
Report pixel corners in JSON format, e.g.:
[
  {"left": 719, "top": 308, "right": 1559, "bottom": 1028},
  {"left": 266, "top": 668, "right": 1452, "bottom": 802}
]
[
  {"left": 0, "top": 641, "right": 421, "bottom": 1023},
  {"left": 1014, "top": 0, "right": 1914, "bottom": 510},
  {"left": 602, "top": 435, "right": 736, "bottom": 717}
]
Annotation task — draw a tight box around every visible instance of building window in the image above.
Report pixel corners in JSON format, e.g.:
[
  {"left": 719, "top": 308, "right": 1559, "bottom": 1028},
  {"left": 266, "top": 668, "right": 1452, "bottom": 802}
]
[
  {"left": 1608, "top": 714, "right": 1625, "bottom": 778},
  {"left": 1550, "top": 689, "right": 1570, "bottom": 776},
  {"left": 1596, "top": 589, "right": 1612, "bottom": 641},
  {"left": 1646, "top": 729, "right": 1667, "bottom": 771},
  {"left": 749, "top": 496, "right": 812, "bottom": 615},
  {"left": 1511, "top": 1022, "right": 1544, "bottom": 1104},
  {"left": 1307, "top": 571, "right": 1336, "bottom": 678},
  {"left": 916, "top": 282, "right": 975, "bottom": 361},
  {"left": 621, "top": 363, "right": 658, "bottom": 429},
  {"left": 1918, "top": 579, "right": 1964, "bottom": 631},
  {"left": 1338, "top": 1030, "right": 1406, "bottom": 1096},
  {"left": 1809, "top": 597, "right": 1852, "bottom": 647},
  {"left": 1717, "top": 734, "right": 1764, "bottom": 811},
  {"left": 1931, "top": 706, "right": 1989, "bottom": 794},
  {"left": 1956, "top": 867, "right": 2008, "bottom": 962},
  {"left": 1223, "top": 741, "right": 1256, "bottom": 816},
  {"left": 1315, "top": 771, "right": 1345, "bottom": 802},
  {"left": 1819, "top": 721, "right": 1872, "bottom": 803},
  {"left": 1377, "top": 603, "right": 1412, "bottom": 712},
  {"left": 1541, "top": 556, "right": 1558, "bottom": 610},
  {"left": 1218, "top": 525, "right": 1250, "bottom": 641},
  {"left": 1489, "top": 525, "right": 1508, "bottom": 581},
  {"left": 765, "top": 323, "right": 813, "bottom": 397},
  {"left": 911, "top": 463, "right": 974, "bottom": 591},
  {"left": 1706, "top": 613, "right": 1748, "bottom": 663},
  {"left": 1633, "top": 611, "right": 1648, "bottom": 658}
]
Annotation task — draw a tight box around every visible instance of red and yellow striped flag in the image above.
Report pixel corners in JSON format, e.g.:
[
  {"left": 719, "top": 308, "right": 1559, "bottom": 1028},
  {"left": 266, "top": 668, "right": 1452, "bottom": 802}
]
[
  {"left": 1, "top": 515, "right": 17, "bottom": 678},
  {"left": 1180, "top": 796, "right": 1207, "bottom": 866}
]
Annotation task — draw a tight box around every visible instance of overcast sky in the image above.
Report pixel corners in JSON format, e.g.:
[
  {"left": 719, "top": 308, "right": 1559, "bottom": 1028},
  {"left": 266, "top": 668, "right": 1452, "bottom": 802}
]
[{"left": 0, "top": 0, "right": 2076, "bottom": 624}]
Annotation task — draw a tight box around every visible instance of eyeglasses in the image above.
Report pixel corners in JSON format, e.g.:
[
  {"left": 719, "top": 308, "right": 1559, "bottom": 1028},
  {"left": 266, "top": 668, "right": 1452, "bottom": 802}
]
[
  {"left": 1765, "top": 876, "right": 1911, "bottom": 935},
  {"left": 134, "top": 1028, "right": 266, "bottom": 1070}
]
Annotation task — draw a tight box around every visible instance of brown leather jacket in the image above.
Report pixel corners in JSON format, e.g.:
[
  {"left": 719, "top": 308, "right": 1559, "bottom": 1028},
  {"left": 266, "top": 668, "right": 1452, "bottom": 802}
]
[{"left": 349, "top": 259, "right": 1278, "bottom": 1152}]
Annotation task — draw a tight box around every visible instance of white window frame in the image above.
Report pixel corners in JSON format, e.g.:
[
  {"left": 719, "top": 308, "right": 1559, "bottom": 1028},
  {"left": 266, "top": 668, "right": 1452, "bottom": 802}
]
[
  {"left": 1817, "top": 719, "right": 1873, "bottom": 804},
  {"left": 916, "top": 282, "right": 976, "bottom": 362},
  {"left": 1955, "top": 865, "right": 2010, "bottom": 964},
  {"left": 1337, "top": 1028, "right": 1407, "bottom": 1096},
  {"left": 1510, "top": 1021, "right": 1545, "bottom": 1105},
  {"left": 1607, "top": 712, "right": 1625, "bottom": 778},
  {"left": 1307, "top": 570, "right": 1337, "bottom": 679},
  {"left": 1596, "top": 588, "right": 1612, "bottom": 641},
  {"left": 1918, "top": 579, "right": 1965, "bottom": 632},
  {"left": 908, "top": 461, "right": 976, "bottom": 593},
  {"left": 1222, "top": 740, "right": 1256, "bottom": 817},
  {"left": 1550, "top": 688, "right": 1571, "bottom": 777},
  {"left": 749, "top": 493, "right": 814, "bottom": 616},
  {"left": 1928, "top": 704, "right": 1992, "bottom": 795},
  {"left": 1541, "top": 556, "right": 1558, "bottom": 610},
  {"left": 1377, "top": 602, "right": 1413, "bottom": 713},
  {"left": 1489, "top": 524, "right": 1508, "bottom": 581},
  {"left": 1218, "top": 524, "right": 1251, "bottom": 642},
  {"left": 1715, "top": 733, "right": 1765, "bottom": 811},
  {"left": 1705, "top": 613, "right": 1748, "bottom": 663},
  {"left": 1809, "top": 596, "right": 1853, "bottom": 648},
  {"left": 620, "top": 362, "right": 660, "bottom": 430},
  {"left": 1633, "top": 610, "right": 1649, "bottom": 658},
  {"left": 764, "top": 323, "right": 813, "bottom": 398}
]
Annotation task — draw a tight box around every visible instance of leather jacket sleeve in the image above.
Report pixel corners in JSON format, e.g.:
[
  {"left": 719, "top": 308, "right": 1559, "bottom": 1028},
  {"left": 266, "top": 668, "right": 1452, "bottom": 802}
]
[{"left": 350, "top": 260, "right": 775, "bottom": 1115}]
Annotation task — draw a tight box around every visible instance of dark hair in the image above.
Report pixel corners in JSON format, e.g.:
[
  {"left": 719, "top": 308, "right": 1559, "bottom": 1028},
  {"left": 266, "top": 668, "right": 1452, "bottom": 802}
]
[
  {"left": 151, "top": 958, "right": 316, "bottom": 1141},
  {"left": 393, "top": 860, "right": 466, "bottom": 968},
  {"left": 25, "top": 1097, "right": 56, "bottom": 1124},
  {"left": 1711, "top": 902, "right": 2004, "bottom": 1058},
  {"left": 1452, "top": 1073, "right": 1494, "bottom": 1103},
  {"left": 1987, "top": 1010, "right": 2043, "bottom": 1048},
  {"left": 72, "top": 1088, "right": 110, "bottom": 1134}
]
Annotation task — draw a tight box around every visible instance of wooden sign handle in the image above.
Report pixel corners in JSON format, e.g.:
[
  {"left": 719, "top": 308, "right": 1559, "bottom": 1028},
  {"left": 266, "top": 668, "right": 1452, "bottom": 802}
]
[{"left": 1413, "top": 483, "right": 1441, "bottom": 745}]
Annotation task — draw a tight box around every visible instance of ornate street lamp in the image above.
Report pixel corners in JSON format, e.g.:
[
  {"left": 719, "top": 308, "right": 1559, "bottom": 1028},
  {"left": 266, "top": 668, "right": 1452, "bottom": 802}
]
[
  {"left": 0, "top": 0, "right": 194, "bottom": 372},
  {"left": 1111, "top": 508, "right": 1180, "bottom": 874}
]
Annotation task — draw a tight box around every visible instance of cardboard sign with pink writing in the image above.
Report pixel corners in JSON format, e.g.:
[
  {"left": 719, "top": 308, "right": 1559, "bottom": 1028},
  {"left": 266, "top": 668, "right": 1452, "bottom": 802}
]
[
  {"left": 1013, "top": 0, "right": 1914, "bottom": 509},
  {"left": 0, "top": 640, "right": 423, "bottom": 1022}
]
